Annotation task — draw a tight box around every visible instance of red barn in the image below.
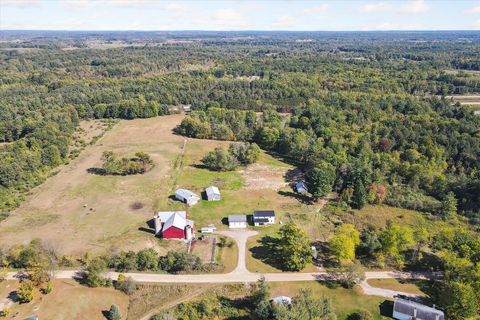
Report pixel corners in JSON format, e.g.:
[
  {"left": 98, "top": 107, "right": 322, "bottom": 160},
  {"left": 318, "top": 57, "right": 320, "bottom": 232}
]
[{"left": 153, "top": 211, "right": 194, "bottom": 240}]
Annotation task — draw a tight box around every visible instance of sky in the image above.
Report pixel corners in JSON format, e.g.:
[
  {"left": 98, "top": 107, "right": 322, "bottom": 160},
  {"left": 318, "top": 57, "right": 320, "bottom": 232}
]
[{"left": 1, "top": 0, "right": 480, "bottom": 31}]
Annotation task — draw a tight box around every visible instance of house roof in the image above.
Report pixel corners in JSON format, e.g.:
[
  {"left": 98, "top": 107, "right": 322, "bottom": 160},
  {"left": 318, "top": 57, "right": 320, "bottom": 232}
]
[
  {"left": 272, "top": 296, "right": 292, "bottom": 305},
  {"left": 156, "top": 211, "right": 193, "bottom": 231},
  {"left": 229, "top": 214, "right": 247, "bottom": 223},
  {"left": 254, "top": 210, "right": 275, "bottom": 217},
  {"left": 394, "top": 298, "right": 444, "bottom": 320},
  {"left": 205, "top": 186, "right": 220, "bottom": 196},
  {"left": 176, "top": 188, "right": 200, "bottom": 200}
]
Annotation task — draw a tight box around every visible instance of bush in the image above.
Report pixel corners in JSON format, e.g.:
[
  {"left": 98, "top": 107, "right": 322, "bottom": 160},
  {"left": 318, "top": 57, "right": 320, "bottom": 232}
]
[
  {"left": 201, "top": 142, "right": 260, "bottom": 171},
  {"left": 41, "top": 282, "right": 53, "bottom": 294},
  {"left": 348, "top": 310, "right": 374, "bottom": 320},
  {"left": 100, "top": 151, "right": 153, "bottom": 175},
  {"left": 17, "top": 280, "right": 35, "bottom": 303},
  {"left": 107, "top": 304, "right": 122, "bottom": 320}
]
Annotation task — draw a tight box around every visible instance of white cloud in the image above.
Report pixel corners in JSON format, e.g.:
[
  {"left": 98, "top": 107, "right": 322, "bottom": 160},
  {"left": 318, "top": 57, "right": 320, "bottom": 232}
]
[
  {"left": 362, "top": 22, "right": 424, "bottom": 30},
  {"left": 271, "top": 15, "right": 297, "bottom": 28},
  {"left": 208, "top": 8, "right": 251, "bottom": 29},
  {"left": 302, "top": 4, "right": 328, "bottom": 14},
  {"left": 473, "top": 19, "right": 480, "bottom": 29},
  {"left": 358, "top": 2, "right": 392, "bottom": 13},
  {"left": 398, "top": 0, "right": 430, "bottom": 14},
  {"left": 467, "top": 4, "right": 480, "bottom": 13},
  {"left": 1, "top": 0, "right": 40, "bottom": 7}
]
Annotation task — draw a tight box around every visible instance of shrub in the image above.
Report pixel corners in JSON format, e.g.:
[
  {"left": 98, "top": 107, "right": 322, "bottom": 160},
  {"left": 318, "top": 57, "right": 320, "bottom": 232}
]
[
  {"left": 107, "top": 304, "right": 122, "bottom": 320},
  {"left": 17, "top": 280, "right": 35, "bottom": 303},
  {"left": 348, "top": 310, "right": 374, "bottom": 320}
]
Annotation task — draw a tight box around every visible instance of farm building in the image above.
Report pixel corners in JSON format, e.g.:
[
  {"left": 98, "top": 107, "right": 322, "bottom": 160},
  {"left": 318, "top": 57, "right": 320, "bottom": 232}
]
[
  {"left": 253, "top": 210, "right": 275, "bottom": 226},
  {"left": 205, "top": 186, "right": 221, "bottom": 201},
  {"left": 272, "top": 296, "right": 292, "bottom": 305},
  {"left": 175, "top": 188, "right": 200, "bottom": 206},
  {"left": 294, "top": 181, "right": 308, "bottom": 194},
  {"left": 393, "top": 298, "right": 444, "bottom": 320},
  {"left": 153, "top": 211, "right": 194, "bottom": 240},
  {"left": 228, "top": 214, "right": 247, "bottom": 228}
]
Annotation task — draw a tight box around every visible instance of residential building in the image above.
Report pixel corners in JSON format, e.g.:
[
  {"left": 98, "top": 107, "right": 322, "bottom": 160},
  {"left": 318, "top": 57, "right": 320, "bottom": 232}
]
[
  {"left": 205, "top": 186, "right": 221, "bottom": 201},
  {"left": 228, "top": 214, "right": 247, "bottom": 228},
  {"left": 153, "top": 211, "right": 194, "bottom": 240},
  {"left": 393, "top": 298, "right": 444, "bottom": 320},
  {"left": 175, "top": 188, "right": 200, "bottom": 206},
  {"left": 253, "top": 210, "right": 275, "bottom": 226}
]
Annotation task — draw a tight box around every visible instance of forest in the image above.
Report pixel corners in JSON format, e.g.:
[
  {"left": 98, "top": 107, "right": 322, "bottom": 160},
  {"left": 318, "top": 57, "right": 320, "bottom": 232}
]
[
  {"left": 0, "top": 30, "right": 479, "bottom": 319},
  {"left": 1, "top": 31, "right": 479, "bottom": 218}
]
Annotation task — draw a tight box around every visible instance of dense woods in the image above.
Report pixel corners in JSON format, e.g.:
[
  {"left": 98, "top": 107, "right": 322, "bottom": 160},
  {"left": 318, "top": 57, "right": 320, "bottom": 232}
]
[{"left": 1, "top": 31, "right": 479, "bottom": 317}]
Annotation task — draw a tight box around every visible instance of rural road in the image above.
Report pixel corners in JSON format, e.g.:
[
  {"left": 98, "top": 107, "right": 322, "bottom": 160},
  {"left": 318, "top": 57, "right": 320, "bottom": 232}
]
[{"left": 5, "top": 230, "right": 438, "bottom": 298}]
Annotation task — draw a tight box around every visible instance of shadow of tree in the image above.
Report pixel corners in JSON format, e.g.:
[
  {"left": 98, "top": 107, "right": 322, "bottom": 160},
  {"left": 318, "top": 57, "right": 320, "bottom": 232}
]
[
  {"left": 87, "top": 167, "right": 107, "bottom": 175},
  {"left": 278, "top": 190, "right": 313, "bottom": 204},
  {"left": 379, "top": 300, "right": 394, "bottom": 318},
  {"left": 249, "top": 236, "right": 286, "bottom": 271}
]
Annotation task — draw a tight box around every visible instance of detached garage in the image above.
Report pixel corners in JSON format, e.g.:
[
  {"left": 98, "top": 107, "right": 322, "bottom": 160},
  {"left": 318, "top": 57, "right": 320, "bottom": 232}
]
[{"left": 228, "top": 215, "right": 247, "bottom": 228}]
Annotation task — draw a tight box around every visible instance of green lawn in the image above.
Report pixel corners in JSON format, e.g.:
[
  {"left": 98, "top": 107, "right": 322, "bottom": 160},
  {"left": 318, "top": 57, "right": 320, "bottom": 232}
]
[{"left": 270, "top": 281, "right": 391, "bottom": 320}]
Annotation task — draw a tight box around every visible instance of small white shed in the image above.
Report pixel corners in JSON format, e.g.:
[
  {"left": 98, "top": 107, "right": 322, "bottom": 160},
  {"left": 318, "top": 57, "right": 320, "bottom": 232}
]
[
  {"left": 228, "top": 215, "right": 247, "bottom": 228},
  {"left": 175, "top": 188, "right": 200, "bottom": 206},
  {"left": 205, "top": 186, "right": 221, "bottom": 201}
]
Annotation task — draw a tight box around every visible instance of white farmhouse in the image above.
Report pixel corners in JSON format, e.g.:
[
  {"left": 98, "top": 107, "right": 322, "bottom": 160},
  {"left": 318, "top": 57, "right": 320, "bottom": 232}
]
[
  {"left": 393, "top": 298, "right": 444, "bottom": 320},
  {"left": 253, "top": 210, "right": 275, "bottom": 226}
]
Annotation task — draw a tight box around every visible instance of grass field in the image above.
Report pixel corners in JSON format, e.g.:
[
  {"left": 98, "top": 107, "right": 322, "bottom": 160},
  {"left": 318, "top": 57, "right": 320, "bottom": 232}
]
[
  {"left": 269, "top": 281, "right": 390, "bottom": 320},
  {"left": 0, "top": 279, "right": 128, "bottom": 320},
  {"left": 366, "top": 279, "right": 427, "bottom": 296}
]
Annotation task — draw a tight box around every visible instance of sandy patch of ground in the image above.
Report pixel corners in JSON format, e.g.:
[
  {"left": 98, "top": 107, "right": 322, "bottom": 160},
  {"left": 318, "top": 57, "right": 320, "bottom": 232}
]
[{"left": 242, "top": 164, "right": 290, "bottom": 191}]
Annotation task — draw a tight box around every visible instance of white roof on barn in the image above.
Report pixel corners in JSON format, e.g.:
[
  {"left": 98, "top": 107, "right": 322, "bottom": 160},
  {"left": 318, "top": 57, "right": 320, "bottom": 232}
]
[
  {"left": 176, "top": 188, "right": 200, "bottom": 199},
  {"left": 156, "top": 211, "right": 193, "bottom": 231},
  {"left": 205, "top": 186, "right": 220, "bottom": 196}
]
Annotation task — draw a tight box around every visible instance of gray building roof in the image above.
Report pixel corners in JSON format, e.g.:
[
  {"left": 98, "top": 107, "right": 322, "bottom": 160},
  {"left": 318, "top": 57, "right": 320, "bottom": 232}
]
[
  {"left": 176, "top": 188, "right": 199, "bottom": 200},
  {"left": 228, "top": 214, "right": 247, "bottom": 223},
  {"left": 254, "top": 210, "right": 275, "bottom": 217},
  {"left": 295, "top": 181, "right": 308, "bottom": 192},
  {"left": 205, "top": 186, "right": 220, "bottom": 197},
  {"left": 394, "top": 298, "right": 444, "bottom": 320}
]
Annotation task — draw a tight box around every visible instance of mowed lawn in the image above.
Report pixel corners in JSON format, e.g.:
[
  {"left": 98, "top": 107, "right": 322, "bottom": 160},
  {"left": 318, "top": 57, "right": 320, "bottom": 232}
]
[
  {"left": 0, "top": 279, "right": 128, "bottom": 320},
  {"left": 269, "top": 281, "right": 391, "bottom": 320}
]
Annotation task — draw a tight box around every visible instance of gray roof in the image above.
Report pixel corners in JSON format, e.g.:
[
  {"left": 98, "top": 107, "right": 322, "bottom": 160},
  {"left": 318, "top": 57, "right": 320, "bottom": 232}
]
[
  {"left": 394, "top": 298, "right": 444, "bottom": 320},
  {"left": 296, "top": 181, "right": 308, "bottom": 191},
  {"left": 254, "top": 210, "right": 275, "bottom": 217},
  {"left": 229, "top": 214, "right": 247, "bottom": 222},
  {"left": 205, "top": 186, "right": 220, "bottom": 196},
  {"left": 272, "top": 296, "right": 292, "bottom": 305},
  {"left": 176, "top": 188, "right": 200, "bottom": 200}
]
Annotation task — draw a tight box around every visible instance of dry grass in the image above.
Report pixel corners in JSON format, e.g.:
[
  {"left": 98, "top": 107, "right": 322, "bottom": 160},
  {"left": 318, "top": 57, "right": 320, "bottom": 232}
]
[
  {"left": 0, "top": 279, "right": 128, "bottom": 320},
  {"left": 0, "top": 115, "right": 186, "bottom": 256}
]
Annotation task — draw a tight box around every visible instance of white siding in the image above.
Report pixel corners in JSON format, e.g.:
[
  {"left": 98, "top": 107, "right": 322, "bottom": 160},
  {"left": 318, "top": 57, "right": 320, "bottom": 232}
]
[{"left": 229, "top": 221, "right": 247, "bottom": 228}]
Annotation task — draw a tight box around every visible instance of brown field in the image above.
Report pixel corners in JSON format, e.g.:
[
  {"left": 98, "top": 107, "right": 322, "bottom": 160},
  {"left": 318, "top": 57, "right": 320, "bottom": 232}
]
[
  {"left": 0, "top": 279, "right": 128, "bottom": 320},
  {"left": 0, "top": 115, "right": 187, "bottom": 256}
]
